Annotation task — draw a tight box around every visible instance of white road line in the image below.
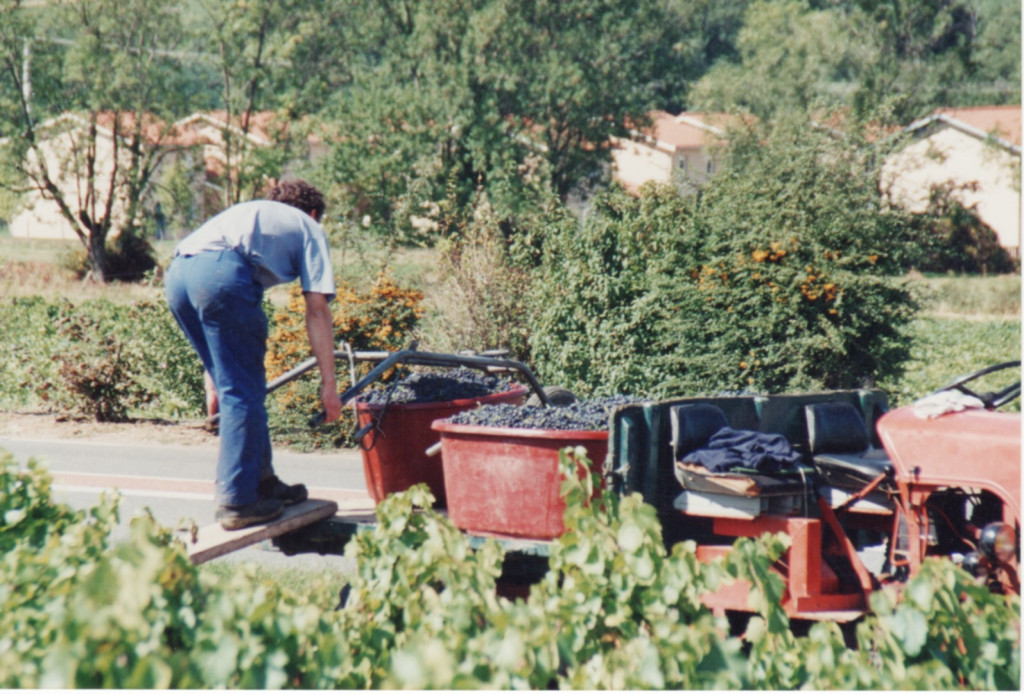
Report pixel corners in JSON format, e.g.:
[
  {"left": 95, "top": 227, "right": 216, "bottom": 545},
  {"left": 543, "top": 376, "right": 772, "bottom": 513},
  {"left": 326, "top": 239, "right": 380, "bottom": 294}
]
[
  {"left": 52, "top": 484, "right": 214, "bottom": 501},
  {"left": 50, "top": 471, "right": 211, "bottom": 484},
  {"left": 46, "top": 470, "right": 366, "bottom": 494}
]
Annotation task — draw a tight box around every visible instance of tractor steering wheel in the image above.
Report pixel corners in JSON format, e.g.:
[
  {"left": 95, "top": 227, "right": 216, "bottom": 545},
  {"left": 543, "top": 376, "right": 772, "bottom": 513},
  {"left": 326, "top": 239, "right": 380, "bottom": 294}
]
[{"left": 939, "top": 361, "right": 1021, "bottom": 409}]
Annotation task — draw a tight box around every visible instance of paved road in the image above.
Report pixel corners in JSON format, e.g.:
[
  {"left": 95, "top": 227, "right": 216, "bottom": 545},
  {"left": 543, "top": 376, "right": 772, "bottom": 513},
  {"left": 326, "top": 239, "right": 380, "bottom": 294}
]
[{"left": 0, "top": 436, "right": 371, "bottom": 571}]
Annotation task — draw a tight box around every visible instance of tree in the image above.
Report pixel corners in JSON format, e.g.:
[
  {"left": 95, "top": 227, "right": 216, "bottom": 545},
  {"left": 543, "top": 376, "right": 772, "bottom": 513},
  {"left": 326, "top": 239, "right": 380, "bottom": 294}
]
[
  {"left": 191, "top": 0, "right": 308, "bottom": 207},
  {"left": 847, "top": 0, "right": 982, "bottom": 122},
  {"left": 0, "top": 0, "right": 192, "bottom": 281},
  {"left": 963, "top": 0, "right": 1021, "bottom": 105},
  {"left": 690, "top": 0, "right": 1010, "bottom": 125},
  {"left": 318, "top": 0, "right": 692, "bottom": 241},
  {"left": 660, "top": 0, "right": 752, "bottom": 113},
  {"left": 690, "top": 1, "right": 860, "bottom": 120}
]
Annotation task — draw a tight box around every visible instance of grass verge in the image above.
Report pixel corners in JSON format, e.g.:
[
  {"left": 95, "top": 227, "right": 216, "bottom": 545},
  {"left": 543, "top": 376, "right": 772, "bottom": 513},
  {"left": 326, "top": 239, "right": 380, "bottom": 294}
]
[{"left": 877, "top": 315, "right": 1021, "bottom": 409}]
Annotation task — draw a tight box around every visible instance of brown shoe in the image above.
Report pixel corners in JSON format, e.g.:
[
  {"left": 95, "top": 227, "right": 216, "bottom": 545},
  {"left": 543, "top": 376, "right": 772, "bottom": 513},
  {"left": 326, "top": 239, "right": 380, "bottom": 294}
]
[
  {"left": 258, "top": 475, "right": 309, "bottom": 506},
  {"left": 215, "top": 498, "right": 284, "bottom": 530}
]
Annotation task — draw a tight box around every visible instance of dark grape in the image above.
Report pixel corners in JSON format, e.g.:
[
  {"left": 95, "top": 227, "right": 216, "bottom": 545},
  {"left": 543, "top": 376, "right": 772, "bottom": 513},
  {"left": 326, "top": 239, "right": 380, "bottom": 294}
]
[
  {"left": 446, "top": 395, "right": 641, "bottom": 431},
  {"left": 358, "top": 368, "right": 514, "bottom": 406}
]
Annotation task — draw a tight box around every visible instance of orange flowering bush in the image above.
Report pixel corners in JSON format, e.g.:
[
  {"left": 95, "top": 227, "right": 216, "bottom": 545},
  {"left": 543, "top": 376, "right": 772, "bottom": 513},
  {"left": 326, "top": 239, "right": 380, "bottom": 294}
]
[
  {"left": 658, "top": 122, "right": 921, "bottom": 393},
  {"left": 681, "top": 231, "right": 915, "bottom": 391},
  {"left": 265, "top": 271, "right": 424, "bottom": 449},
  {"left": 530, "top": 122, "right": 922, "bottom": 398}
]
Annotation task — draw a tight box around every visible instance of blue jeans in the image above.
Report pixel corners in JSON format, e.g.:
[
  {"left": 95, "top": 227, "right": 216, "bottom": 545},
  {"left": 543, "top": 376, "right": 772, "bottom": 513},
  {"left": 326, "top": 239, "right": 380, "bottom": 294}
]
[{"left": 165, "top": 250, "right": 272, "bottom": 506}]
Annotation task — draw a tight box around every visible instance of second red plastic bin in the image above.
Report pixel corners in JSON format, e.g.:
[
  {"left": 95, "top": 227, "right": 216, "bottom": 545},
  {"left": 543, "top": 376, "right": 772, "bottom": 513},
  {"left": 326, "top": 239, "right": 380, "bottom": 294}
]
[{"left": 431, "top": 420, "right": 609, "bottom": 538}]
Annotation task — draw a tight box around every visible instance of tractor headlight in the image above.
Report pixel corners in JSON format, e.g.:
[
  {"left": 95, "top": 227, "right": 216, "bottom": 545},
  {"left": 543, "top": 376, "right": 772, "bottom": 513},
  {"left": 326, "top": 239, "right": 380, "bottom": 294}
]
[{"left": 979, "top": 522, "right": 1016, "bottom": 564}]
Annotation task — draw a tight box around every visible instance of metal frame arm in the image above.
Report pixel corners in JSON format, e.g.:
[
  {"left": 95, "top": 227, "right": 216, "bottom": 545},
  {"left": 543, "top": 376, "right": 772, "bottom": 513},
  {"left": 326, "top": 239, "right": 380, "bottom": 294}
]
[{"left": 304, "top": 346, "right": 551, "bottom": 427}]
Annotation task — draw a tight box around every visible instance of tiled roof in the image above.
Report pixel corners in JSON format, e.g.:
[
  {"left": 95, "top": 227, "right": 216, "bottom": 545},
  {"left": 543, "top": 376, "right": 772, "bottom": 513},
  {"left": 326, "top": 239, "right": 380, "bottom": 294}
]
[
  {"left": 93, "top": 111, "right": 170, "bottom": 143},
  {"left": 917, "top": 105, "right": 1021, "bottom": 149},
  {"left": 629, "top": 111, "right": 735, "bottom": 152},
  {"left": 170, "top": 111, "right": 281, "bottom": 146}
]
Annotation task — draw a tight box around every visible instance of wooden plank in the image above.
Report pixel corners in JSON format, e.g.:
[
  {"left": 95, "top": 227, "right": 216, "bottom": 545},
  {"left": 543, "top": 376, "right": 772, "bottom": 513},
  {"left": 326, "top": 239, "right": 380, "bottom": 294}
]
[
  {"left": 674, "top": 490, "right": 762, "bottom": 518},
  {"left": 184, "top": 498, "right": 339, "bottom": 565}
]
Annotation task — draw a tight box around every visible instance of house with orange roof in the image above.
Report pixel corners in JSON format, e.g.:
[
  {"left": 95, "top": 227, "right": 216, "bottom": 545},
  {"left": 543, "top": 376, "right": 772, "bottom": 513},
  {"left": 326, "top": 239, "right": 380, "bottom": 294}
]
[
  {"left": 609, "top": 111, "right": 733, "bottom": 192},
  {"left": 6, "top": 111, "right": 171, "bottom": 240},
  {"left": 6, "top": 110, "right": 315, "bottom": 240},
  {"left": 881, "top": 104, "right": 1021, "bottom": 258}
]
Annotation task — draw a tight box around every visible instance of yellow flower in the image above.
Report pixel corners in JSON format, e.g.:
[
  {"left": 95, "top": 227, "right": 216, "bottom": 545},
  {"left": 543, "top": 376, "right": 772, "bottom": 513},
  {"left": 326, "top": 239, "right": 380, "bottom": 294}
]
[{"left": 752, "top": 249, "right": 769, "bottom": 262}]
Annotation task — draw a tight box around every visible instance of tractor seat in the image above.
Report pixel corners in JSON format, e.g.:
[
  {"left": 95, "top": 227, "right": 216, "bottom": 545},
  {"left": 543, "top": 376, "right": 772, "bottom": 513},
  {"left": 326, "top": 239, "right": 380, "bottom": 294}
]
[
  {"left": 671, "top": 403, "right": 815, "bottom": 498},
  {"left": 806, "top": 402, "right": 894, "bottom": 493},
  {"left": 670, "top": 403, "right": 730, "bottom": 461}
]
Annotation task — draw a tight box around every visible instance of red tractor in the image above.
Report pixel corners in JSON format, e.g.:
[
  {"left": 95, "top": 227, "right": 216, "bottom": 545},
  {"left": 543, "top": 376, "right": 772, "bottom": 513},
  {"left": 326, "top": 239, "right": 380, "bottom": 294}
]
[
  {"left": 876, "top": 362, "right": 1020, "bottom": 594},
  {"left": 607, "top": 361, "right": 1021, "bottom": 621}
]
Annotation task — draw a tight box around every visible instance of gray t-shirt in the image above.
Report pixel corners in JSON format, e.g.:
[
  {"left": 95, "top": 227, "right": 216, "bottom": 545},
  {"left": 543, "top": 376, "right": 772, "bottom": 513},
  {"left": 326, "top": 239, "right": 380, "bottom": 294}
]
[{"left": 175, "top": 200, "right": 336, "bottom": 300}]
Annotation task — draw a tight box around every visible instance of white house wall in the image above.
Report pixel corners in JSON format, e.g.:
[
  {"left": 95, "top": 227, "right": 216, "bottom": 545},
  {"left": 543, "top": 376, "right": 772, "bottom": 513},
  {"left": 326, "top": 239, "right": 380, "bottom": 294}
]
[
  {"left": 10, "top": 126, "right": 131, "bottom": 240},
  {"left": 610, "top": 141, "right": 715, "bottom": 192},
  {"left": 611, "top": 139, "right": 675, "bottom": 189},
  {"left": 882, "top": 126, "right": 1021, "bottom": 254}
]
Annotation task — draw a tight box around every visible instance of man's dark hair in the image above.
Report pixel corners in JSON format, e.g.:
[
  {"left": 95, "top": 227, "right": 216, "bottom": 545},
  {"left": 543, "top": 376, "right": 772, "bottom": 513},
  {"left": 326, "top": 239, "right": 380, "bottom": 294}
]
[{"left": 266, "top": 179, "right": 326, "bottom": 219}]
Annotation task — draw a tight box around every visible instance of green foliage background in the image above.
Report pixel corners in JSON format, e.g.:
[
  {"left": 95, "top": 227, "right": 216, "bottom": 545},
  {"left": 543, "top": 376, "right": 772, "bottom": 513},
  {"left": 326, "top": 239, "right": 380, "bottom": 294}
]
[
  {"left": 1, "top": 449, "right": 1019, "bottom": 689},
  {"left": 0, "top": 296, "right": 204, "bottom": 420},
  {"left": 526, "top": 123, "right": 932, "bottom": 398},
  {"left": 3, "top": 0, "right": 1019, "bottom": 253}
]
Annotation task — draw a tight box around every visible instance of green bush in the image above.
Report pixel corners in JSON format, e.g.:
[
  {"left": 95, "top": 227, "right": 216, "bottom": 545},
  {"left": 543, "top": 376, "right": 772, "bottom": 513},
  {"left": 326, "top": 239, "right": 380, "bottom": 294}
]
[
  {"left": 40, "top": 304, "right": 150, "bottom": 422},
  {"left": 0, "top": 296, "right": 64, "bottom": 410},
  {"left": 528, "top": 123, "right": 923, "bottom": 397},
  {"left": 1, "top": 449, "right": 1018, "bottom": 689},
  {"left": 911, "top": 184, "right": 1018, "bottom": 275},
  {"left": 527, "top": 185, "right": 694, "bottom": 397},
  {"left": 0, "top": 296, "right": 205, "bottom": 421},
  {"left": 118, "top": 299, "right": 207, "bottom": 418}
]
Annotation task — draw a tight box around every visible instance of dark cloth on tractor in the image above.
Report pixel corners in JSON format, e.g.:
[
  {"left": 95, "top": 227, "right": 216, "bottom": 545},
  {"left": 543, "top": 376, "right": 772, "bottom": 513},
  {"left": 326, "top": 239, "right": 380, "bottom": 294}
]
[{"left": 683, "top": 427, "right": 802, "bottom": 474}]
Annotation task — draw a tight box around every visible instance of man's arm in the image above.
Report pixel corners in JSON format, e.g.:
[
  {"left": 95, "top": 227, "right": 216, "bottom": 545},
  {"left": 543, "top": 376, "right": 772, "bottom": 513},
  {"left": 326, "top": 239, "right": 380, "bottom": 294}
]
[{"left": 304, "top": 291, "right": 342, "bottom": 423}]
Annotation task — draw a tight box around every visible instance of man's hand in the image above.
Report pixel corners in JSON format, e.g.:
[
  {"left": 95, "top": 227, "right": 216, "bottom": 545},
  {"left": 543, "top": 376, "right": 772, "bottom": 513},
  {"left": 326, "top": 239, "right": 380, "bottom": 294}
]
[
  {"left": 320, "top": 380, "right": 343, "bottom": 423},
  {"left": 304, "top": 291, "right": 342, "bottom": 423}
]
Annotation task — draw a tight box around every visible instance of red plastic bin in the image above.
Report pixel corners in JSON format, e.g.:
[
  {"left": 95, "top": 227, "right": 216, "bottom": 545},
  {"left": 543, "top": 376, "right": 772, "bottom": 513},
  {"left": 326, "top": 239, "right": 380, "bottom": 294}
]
[
  {"left": 356, "top": 385, "right": 527, "bottom": 506},
  {"left": 431, "top": 420, "right": 609, "bottom": 538}
]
